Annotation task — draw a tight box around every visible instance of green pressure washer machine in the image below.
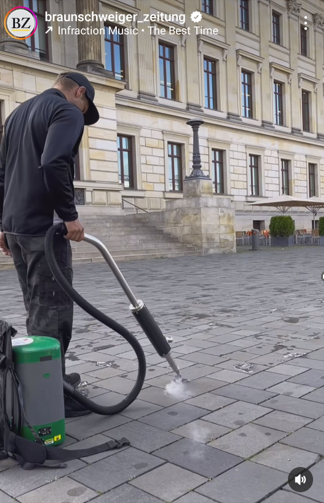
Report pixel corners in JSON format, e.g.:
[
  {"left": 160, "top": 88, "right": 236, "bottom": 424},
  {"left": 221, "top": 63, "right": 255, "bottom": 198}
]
[
  {"left": 1, "top": 223, "right": 184, "bottom": 466},
  {"left": 12, "top": 336, "right": 65, "bottom": 447}
]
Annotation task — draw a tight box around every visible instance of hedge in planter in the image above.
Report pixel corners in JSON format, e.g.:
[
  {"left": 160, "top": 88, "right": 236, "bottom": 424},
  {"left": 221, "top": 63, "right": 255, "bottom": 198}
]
[
  {"left": 269, "top": 215, "right": 295, "bottom": 247},
  {"left": 318, "top": 217, "right": 324, "bottom": 245}
]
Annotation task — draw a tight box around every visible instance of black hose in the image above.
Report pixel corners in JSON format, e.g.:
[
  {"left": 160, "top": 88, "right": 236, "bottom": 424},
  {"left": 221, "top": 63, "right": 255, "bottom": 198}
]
[{"left": 44, "top": 224, "right": 146, "bottom": 415}]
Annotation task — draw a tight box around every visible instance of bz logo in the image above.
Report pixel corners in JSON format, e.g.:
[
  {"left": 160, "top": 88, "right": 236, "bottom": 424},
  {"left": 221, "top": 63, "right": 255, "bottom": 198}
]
[
  {"left": 11, "top": 18, "right": 31, "bottom": 30},
  {"left": 4, "top": 6, "right": 37, "bottom": 40}
]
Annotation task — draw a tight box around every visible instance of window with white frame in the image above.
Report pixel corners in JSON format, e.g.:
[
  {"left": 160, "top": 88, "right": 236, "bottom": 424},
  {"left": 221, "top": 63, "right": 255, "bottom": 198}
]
[
  {"left": 309, "top": 163, "right": 317, "bottom": 197},
  {"left": 242, "top": 70, "right": 253, "bottom": 118},
  {"left": 249, "top": 155, "right": 260, "bottom": 195},
  {"left": 273, "top": 81, "right": 284, "bottom": 125},
  {"left": 117, "top": 135, "right": 135, "bottom": 188},
  {"left": 204, "top": 57, "right": 217, "bottom": 110},
  {"left": 272, "top": 11, "right": 281, "bottom": 45},
  {"left": 159, "top": 42, "right": 176, "bottom": 100},
  {"left": 202, "top": 0, "right": 214, "bottom": 15},
  {"left": 168, "top": 143, "right": 182, "bottom": 191},
  {"left": 240, "top": 0, "right": 250, "bottom": 31},
  {"left": 211, "top": 149, "right": 225, "bottom": 194},
  {"left": 281, "top": 160, "right": 290, "bottom": 195}
]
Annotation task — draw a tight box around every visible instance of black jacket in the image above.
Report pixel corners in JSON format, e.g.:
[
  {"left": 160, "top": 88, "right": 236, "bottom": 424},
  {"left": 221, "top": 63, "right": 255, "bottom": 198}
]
[{"left": 0, "top": 88, "right": 84, "bottom": 235}]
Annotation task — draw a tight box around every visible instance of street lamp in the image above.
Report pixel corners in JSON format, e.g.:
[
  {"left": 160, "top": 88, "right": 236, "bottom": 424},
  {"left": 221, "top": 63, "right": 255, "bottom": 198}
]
[{"left": 185, "top": 119, "right": 211, "bottom": 180}]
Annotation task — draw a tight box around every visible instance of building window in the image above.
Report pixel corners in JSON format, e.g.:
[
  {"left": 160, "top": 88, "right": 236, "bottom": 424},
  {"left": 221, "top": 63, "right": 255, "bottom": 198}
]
[
  {"left": 281, "top": 160, "right": 289, "bottom": 195},
  {"left": 309, "top": 163, "right": 316, "bottom": 197},
  {"left": 23, "top": 0, "right": 48, "bottom": 60},
  {"left": 240, "top": 0, "right": 249, "bottom": 31},
  {"left": 204, "top": 58, "right": 217, "bottom": 110},
  {"left": 249, "top": 155, "right": 259, "bottom": 196},
  {"left": 211, "top": 149, "right": 224, "bottom": 194},
  {"left": 117, "top": 135, "right": 134, "bottom": 188},
  {"left": 74, "top": 152, "right": 80, "bottom": 181},
  {"left": 105, "top": 25, "right": 125, "bottom": 80},
  {"left": 272, "top": 11, "right": 281, "bottom": 44},
  {"left": 159, "top": 43, "right": 175, "bottom": 100},
  {"left": 274, "top": 82, "right": 283, "bottom": 125},
  {"left": 242, "top": 71, "right": 253, "bottom": 118},
  {"left": 202, "top": 0, "right": 213, "bottom": 15},
  {"left": 300, "top": 25, "right": 308, "bottom": 57},
  {"left": 168, "top": 143, "right": 182, "bottom": 191},
  {"left": 302, "top": 90, "right": 310, "bottom": 132}
]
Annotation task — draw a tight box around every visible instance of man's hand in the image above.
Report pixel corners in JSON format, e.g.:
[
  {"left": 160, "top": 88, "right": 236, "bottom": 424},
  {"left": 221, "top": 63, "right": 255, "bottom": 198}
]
[
  {"left": 0, "top": 232, "right": 11, "bottom": 256},
  {"left": 64, "top": 219, "right": 84, "bottom": 242}
]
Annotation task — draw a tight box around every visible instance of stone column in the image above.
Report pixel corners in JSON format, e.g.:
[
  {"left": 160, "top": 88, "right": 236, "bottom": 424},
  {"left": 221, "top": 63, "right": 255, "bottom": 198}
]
[
  {"left": 313, "top": 14, "right": 324, "bottom": 140},
  {"left": 184, "top": 0, "right": 203, "bottom": 112},
  {"left": 136, "top": 0, "right": 158, "bottom": 102},
  {"left": 76, "top": 0, "right": 107, "bottom": 74},
  {"left": 225, "top": 0, "right": 241, "bottom": 122},
  {"left": 0, "top": 0, "right": 29, "bottom": 53},
  {"left": 287, "top": 0, "right": 303, "bottom": 135},
  {"left": 259, "top": 0, "right": 274, "bottom": 129}
]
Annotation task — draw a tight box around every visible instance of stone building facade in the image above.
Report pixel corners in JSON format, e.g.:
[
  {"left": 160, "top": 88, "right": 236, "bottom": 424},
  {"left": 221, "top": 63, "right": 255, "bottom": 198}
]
[{"left": 1, "top": 0, "right": 324, "bottom": 231}]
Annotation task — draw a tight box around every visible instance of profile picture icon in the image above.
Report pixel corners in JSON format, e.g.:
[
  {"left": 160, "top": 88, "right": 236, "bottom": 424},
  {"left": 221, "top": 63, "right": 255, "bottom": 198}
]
[{"left": 4, "top": 6, "right": 38, "bottom": 40}]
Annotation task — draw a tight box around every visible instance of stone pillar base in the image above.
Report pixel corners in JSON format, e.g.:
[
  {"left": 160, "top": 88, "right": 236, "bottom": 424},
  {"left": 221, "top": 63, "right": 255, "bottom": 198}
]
[
  {"left": 76, "top": 61, "right": 112, "bottom": 78},
  {"left": 151, "top": 179, "right": 236, "bottom": 254},
  {"left": 0, "top": 38, "right": 35, "bottom": 57}
]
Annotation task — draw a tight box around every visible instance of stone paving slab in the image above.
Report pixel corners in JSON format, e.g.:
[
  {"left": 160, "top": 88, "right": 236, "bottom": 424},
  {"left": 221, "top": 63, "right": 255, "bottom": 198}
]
[
  {"left": 70, "top": 448, "right": 164, "bottom": 493},
  {"left": 196, "top": 461, "right": 287, "bottom": 503},
  {"left": 129, "top": 463, "right": 207, "bottom": 502},
  {"left": 103, "top": 420, "right": 180, "bottom": 453},
  {"left": 251, "top": 443, "right": 319, "bottom": 473},
  {"left": 253, "top": 410, "right": 313, "bottom": 432},
  {"left": 87, "top": 484, "right": 164, "bottom": 503},
  {"left": 0, "top": 460, "right": 86, "bottom": 498},
  {"left": 2, "top": 247, "right": 324, "bottom": 502},
  {"left": 0, "top": 492, "right": 17, "bottom": 503},
  {"left": 263, "top": 490, "right": 319, "bottom": 502},
  {"left": 153, "top": 437, "right": 242, "bottom": 478},
  {"left": 209, "top": 423, "right": 286, "bottom": 458},
  {"left": 202, "top": 401, "right": 271, "bottom": 428},
  {"left": 171, "top": 419, "right": 231, "bottom": 443},
  {"left": 212, "top": 382, "right": 277, "bottom": 404},
  {"left": 138, "top": 402, "right": 208, "bottom": 431},
  {"left": 280, "top": 426, "right": 324, "bottom": 454},
  {"left": 17, "top": 477, "right": 97, "bottom": 503}
]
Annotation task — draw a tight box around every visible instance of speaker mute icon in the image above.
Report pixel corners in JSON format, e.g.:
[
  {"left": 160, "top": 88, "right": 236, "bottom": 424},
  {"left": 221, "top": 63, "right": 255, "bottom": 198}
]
[
  {"left": 295, "top": 474, "right": 307, "bottom": 485},
  {"left": 289, "top": 467, "right": 313, "bottom": 493}
]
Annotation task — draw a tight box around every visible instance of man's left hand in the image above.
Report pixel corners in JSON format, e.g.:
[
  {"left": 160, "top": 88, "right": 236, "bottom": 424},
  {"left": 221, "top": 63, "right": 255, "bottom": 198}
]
[{"left": 0, "top": 232, "right": 11, "bottom": 256}]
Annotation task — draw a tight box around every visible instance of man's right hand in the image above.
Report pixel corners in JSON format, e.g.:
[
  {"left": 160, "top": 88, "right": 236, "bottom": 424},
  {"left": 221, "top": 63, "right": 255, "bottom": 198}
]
[{"left": 64, "top": 219, "right": 84, "bottom": 242}]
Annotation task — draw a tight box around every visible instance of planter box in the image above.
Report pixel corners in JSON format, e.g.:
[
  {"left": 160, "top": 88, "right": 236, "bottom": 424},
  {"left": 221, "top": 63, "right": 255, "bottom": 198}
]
[
  {"left": 319, "top": 236, "right": 324, "bottom": 246},
  {"left": 271, "top": 236, "right": 294, "bottom": 247}
]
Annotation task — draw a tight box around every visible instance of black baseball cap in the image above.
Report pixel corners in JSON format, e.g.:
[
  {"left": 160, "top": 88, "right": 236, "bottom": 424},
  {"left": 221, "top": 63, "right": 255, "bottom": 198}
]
[{"left": 61, "top": 72, "right": 99, "bottom": 126}]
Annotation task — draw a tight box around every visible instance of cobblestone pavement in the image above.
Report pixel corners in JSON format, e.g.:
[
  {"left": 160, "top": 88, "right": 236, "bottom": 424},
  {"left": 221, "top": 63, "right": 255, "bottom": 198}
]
[{"left": 1, "top": 247, "right": 324, "bottom": 503}]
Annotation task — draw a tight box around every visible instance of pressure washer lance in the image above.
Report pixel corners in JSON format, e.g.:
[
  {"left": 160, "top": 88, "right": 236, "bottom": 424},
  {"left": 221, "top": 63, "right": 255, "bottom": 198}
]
[{"left": 83, "top": 234, "right": 184, "bottom": 381}]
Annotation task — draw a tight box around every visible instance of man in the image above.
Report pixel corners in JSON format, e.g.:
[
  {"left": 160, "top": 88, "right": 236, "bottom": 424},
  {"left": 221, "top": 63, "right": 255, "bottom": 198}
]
[{"left": 0, "top": 72, "right": 99, "bottom": 417}]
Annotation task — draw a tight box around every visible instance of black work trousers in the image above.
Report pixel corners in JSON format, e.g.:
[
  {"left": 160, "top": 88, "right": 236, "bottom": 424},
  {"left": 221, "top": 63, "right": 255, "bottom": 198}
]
[{"left": 6, "top": 234, "right": 73, "bottom": 375}]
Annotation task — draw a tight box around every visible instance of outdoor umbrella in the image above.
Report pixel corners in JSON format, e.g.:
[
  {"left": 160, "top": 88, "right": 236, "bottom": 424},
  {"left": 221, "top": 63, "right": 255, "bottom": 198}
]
[{"left": 248, "top": 195, "right": 312, "bottom": 214}]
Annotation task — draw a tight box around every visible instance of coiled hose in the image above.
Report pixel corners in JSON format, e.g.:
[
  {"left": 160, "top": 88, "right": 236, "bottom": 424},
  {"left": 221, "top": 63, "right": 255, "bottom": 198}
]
[{"left": 44, "top": 224, "right": 146, "bottom": 415}]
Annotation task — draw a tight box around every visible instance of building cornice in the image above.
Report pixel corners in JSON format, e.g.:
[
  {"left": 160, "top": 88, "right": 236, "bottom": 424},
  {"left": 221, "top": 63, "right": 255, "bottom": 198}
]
[
  {"left": 197, "top": 34, "right": 230, "bottom": 61},
  {"left": 116, "top": 94, "right": 324, "bottom": 148}
]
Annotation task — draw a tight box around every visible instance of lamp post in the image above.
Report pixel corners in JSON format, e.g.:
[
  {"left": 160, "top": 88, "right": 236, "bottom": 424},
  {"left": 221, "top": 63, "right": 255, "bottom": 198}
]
[{"left": 185, "top": 119, "right": 211, "bottom": 180}]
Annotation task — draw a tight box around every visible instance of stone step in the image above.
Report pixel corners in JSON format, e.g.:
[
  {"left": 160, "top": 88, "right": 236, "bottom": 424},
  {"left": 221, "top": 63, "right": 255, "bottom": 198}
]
[{"left": 0, "top": 209, "right": 200, "bottom": 269}]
